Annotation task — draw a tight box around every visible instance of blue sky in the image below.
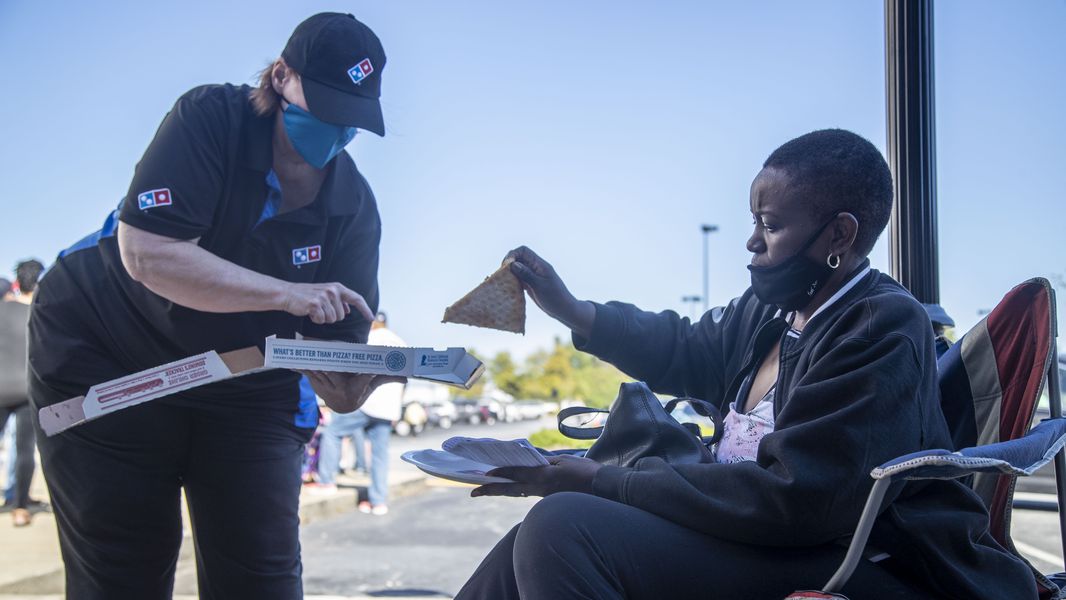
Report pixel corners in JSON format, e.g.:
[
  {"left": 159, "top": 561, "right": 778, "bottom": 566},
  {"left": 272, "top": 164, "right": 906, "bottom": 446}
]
[{"left": 1, "top": 1, "right": 1063, "bottom": 359}]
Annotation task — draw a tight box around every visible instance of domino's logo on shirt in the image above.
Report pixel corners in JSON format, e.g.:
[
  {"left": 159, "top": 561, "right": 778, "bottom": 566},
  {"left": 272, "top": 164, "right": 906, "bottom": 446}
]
[
  {"left": 347, "top": 58, "right": 373, "bottom": 85},
  {"left": 293, "top": 245, "right": 322, "bottom": 266},
  {"left": 137, "top": 188, "right": 172, "bottom": 210}
]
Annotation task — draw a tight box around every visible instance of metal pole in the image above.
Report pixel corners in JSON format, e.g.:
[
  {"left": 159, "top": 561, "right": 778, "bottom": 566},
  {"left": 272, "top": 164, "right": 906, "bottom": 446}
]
[
  {"left": 701, "top": 224, "right": 718, "bottom": 313},
  {"left": 1045, "top": 288, "right": 1066, "bottom": 568},
  {"left": 681, "top": 295, "right": 702, "bottom": 321},
  {"left": 1050, "top": 348, "right": 1066, "bottom": 569},
  {"left": 702, "top": 232, "right": 709, "bottom": 313},
  {"left": 823, "top": 478, "right": 892, "bottom": 592},
  {"left": 885, "top": 0, "right": 939, "bottom": 303}
]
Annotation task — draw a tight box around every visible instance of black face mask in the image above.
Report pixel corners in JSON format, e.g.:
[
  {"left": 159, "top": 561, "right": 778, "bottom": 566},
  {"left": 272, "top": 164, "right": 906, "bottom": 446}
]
[{"left": 747, "top": 216, "right": 838, "bottom": 311}]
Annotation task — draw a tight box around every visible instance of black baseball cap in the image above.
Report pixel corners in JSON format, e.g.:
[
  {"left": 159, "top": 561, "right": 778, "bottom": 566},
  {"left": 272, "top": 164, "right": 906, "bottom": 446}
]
[{"left": 282, "top": 13, "right": 386, "bottom": 135}]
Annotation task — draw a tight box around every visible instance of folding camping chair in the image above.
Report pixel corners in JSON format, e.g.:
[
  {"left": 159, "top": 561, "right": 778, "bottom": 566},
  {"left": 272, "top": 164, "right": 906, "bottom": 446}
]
[{"left": 791, "top": 278, "right": 1066, "bottom": 600}]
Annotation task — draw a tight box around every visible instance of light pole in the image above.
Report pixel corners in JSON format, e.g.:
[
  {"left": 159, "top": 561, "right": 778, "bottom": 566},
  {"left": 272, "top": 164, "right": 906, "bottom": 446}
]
[
  {"left": 681, "top": 295, "right": 702, "bottom": 321},
  {"left": 701, "top": 224, "right": 719, "bottom": 313}
]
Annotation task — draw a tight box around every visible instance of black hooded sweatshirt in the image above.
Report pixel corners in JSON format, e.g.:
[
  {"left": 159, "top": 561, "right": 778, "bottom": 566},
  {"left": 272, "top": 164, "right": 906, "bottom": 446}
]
[{"left": 578, "top": 265, "right": 1036, "bottom": 600}]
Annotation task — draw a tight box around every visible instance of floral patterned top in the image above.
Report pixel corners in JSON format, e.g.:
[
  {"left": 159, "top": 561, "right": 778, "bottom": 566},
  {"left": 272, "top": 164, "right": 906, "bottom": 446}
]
[{"left": 714, "top": 386, "right": 776, "bottom": 464}]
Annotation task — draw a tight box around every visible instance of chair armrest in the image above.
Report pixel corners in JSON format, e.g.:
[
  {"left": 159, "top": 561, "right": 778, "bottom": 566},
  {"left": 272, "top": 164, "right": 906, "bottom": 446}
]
[
  {"left": 821, "top": 417, "right": 1066, "bottom": 594},
  {"left": 870, "top": 417, "right": 1066, "bottom": 482}
]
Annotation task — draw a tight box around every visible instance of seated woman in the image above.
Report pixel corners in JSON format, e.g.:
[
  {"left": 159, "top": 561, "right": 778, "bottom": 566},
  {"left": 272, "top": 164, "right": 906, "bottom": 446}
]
[{"left": 455, "top": 129, "right": 1036, "bottom": 599}]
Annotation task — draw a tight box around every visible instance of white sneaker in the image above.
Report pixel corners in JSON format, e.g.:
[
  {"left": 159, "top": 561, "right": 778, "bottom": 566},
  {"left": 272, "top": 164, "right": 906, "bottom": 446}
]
[
  {"left": 358, "top": 501, "right": 372, "bottom": 514},
  {"left": 371, "top": 504, "right": 389, "bottom": 516}
]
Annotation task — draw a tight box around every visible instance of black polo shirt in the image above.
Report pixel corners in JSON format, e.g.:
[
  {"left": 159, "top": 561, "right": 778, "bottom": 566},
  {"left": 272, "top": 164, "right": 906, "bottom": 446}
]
[{"left": 36, "top": 84, "right": 380, "bottom": 404}]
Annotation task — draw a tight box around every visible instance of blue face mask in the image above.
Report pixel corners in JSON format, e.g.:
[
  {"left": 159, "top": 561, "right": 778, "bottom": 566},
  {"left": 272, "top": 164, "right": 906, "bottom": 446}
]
[{"left": 282, "top": 102, "right": 357, "bottom": 169}]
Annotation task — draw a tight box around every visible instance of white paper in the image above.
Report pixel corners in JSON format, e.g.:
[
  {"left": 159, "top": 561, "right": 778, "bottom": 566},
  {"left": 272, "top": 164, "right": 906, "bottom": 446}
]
[
  {"left": 441, "top": 436, "right": 550, "bottom": 468},
  {"left": 400, "top": 449, "right": 514, "bottom": 486}
]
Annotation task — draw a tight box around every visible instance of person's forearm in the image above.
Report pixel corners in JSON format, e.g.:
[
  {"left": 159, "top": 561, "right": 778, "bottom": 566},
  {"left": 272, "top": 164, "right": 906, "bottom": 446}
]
[
  {"left": 560, "top": 299, "right": 596, "bottom": 340},
  {"left": 119, "top": 224, "right": 287, "bottom": 313},
  {"left": 573, "top": 300, "right": 725, "bottom": 399}
]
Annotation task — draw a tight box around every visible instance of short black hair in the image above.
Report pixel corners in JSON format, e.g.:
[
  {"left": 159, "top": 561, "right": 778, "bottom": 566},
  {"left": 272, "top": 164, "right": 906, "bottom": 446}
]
[
  {"left": 763, "top": 129, "right": 893, "bottom": 257},
  {"left": 15, "top": 259, "right": 45, "bottom": 294}
]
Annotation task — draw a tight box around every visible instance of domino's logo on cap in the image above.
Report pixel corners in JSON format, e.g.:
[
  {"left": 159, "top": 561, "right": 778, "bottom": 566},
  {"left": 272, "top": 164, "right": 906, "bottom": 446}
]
[
  {"left": 347, "top": 58, "right": 373, "bottom": 86},
  {"left": 293, "top": 245, "right": 322, "bottom": 266},
  {"left": 137, "top": 188, "right": 172, "bottom": 210}
]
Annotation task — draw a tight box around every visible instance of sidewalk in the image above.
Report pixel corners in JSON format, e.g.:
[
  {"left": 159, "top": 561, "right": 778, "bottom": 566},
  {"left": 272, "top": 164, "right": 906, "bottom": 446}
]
[
  {"left": 0, "top": 442, "right": 434, "bottom": 597},
  {"left": 0, "top": 597, "right": 446, "bottom": 600}
]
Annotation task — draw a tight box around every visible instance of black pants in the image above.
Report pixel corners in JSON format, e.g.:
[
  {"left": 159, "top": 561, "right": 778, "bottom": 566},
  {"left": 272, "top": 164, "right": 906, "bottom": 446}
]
[
  {"left": 29, "top": 369, "right": 308, "bottom": 600},
  {"left": 455, "top": 492, "right": 933, "bottom": 600},
  {"left": 0, "top": 402, "right": 35, "bottom": 509}
]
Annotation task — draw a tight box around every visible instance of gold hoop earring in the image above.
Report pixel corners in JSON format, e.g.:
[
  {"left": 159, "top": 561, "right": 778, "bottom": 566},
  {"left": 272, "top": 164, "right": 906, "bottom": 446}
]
[{"left": 827, "top": 254, "right": 841, "bottom": 269}]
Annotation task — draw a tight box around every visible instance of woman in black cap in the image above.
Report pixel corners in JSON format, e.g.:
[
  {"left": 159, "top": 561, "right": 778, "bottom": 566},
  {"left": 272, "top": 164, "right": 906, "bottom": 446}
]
[{"left": 28, "top": 13, "right": 394, "bottom": 599}]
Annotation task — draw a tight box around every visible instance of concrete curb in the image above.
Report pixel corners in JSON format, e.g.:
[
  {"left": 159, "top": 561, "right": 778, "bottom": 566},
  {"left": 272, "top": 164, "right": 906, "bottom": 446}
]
[
  {"left": 0, "top": 473, "right": 433, "bottom": 595},
  {"left": 299, "top": 473, "right": 431, "bottom": 524},
  {"left": 0, "top": 596, "right": 448, "bottom": 600}
]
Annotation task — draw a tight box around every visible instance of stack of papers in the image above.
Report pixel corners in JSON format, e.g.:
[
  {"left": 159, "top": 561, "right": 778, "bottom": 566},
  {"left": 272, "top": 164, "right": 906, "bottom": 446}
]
[
  {"left": 442, "top": 436, "right": 549, "bottom": 467},
  {"left": 402, "top": 436, "right": 548, "bottom": 485}
]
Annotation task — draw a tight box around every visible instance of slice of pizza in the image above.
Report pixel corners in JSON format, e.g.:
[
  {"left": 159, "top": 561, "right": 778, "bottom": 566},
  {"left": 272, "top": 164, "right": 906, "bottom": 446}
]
[{"left": 442, "top": 258, "right": 526, "bottom": 334}]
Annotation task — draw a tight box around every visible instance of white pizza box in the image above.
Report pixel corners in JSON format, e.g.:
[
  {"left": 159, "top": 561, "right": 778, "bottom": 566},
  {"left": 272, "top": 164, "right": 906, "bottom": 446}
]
[
  {"left": 262, "top": 336, "right": 485, "bottom": 389},
  {"left": 39, "top": 337, "right": 483, "bottom": 437},
  {"left": 38, "top": 346, "right": 267, "bottom": 437}
]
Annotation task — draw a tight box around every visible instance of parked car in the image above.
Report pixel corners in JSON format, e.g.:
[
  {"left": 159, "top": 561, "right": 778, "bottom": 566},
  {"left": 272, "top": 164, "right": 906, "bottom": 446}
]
[
  {"left": 450, "top": 398, "right": 501, "bottom": 425},
  {"left": 424, "top": 398, "right": 457, "bottom": 430},
  {"left": 476, "top": 398, "right": 503, "bottom": 425},
  {"left": 393, "top": 400, "right": 428, "bottom": 437},
  {"left": 498, "top": 400, "right": 523, "bottom": 423},
  {"left": 515, "top": 399, "right": 550, "bottom": 420},
  {"left": 451, "top": 398, "right": 481, "bottom": 425}
]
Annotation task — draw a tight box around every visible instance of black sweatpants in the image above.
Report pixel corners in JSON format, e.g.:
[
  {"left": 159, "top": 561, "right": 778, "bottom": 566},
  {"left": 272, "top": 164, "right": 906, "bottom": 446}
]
[
  {"left": 455, "top": 492, "right": 934, "bottom": 600},
  {"left": 29, "top": 368, "right": 309, "bottom": 600},
  {"left": 0, "top": 402, "right": 35, "bottom": 509}
]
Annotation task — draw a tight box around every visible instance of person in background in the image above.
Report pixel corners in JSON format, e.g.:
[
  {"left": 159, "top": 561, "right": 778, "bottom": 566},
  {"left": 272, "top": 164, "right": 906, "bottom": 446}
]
[
  {"left": 315, "top": 312, "right": 405, "bottom": 514},
  {"left": 299, "top": 380, "right": 327, "bottom": 484},
  {"left": 0, "top": 276, "right": 12, "bottom": 503},
  {"left": 923, "top": 303, "right": 956, "bottom": 359},
  {"left": 1, "top": 259, "right": 44, "bottom": 526},
  {"left": 2, "top": 273, "right": 18, "bottom": 507},
  {"left": 0, "top": 415, "right": 12, "bottom": 508},
  {"left": 348, "top": 411, "right": 369, "bottom": 475},
  {"left": 1, "top": 275, "right": 16, "bottom": 508}
]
